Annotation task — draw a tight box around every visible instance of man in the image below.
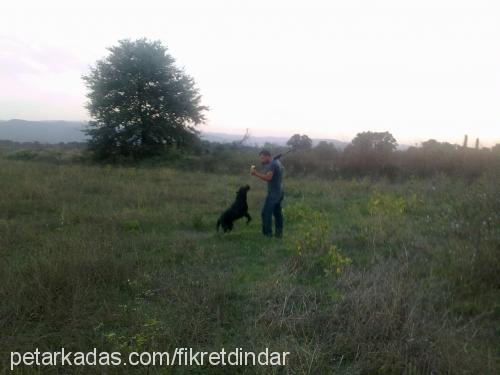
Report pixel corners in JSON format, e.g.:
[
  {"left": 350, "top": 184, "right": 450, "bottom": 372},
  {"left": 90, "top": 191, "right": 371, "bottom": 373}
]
[{"left": 251, "top": 150, "right": 284, "bottom": 238}]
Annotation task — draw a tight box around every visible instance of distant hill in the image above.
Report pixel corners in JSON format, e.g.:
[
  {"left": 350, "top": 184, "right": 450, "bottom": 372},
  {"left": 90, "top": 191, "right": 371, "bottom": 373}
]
[
  {"left": 0, "top": 119, "right": 349, "bottom": 148},
  {"left": 0, "top": 119, "right": 88, "bottom": 143}
]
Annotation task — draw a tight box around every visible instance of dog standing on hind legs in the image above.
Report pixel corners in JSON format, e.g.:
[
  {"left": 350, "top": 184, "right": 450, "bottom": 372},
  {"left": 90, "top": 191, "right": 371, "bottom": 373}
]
[{"left": 216, "top": 185, "right": 252, "bottom": 233}]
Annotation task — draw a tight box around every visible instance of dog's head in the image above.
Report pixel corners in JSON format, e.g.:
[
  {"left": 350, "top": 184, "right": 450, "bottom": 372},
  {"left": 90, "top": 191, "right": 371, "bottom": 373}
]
[{"left": 236, "top": 185, "right": 250, "bottom": 196}]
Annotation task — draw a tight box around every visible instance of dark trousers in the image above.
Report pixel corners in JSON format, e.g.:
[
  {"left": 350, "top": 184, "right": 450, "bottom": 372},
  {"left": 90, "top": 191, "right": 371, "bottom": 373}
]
[{"left": 261, "top": 192, "right": 284, "bottom": 237}]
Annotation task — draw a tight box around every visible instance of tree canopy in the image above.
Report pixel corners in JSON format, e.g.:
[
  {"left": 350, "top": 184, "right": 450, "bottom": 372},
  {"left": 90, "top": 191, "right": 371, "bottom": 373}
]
[
  {"left": 287, "top": 134, "right": 313, "bottom": 150},
  {"left": 347, "top": 131, "right": 398, "bottom": 153},
  {"left": 83, "top": 39, "right": 207, "bottom": 159}
]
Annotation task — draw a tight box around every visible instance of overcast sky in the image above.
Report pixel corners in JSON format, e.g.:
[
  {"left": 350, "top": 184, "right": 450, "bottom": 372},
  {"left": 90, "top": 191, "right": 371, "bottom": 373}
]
[{"left": 1, "top": 0, "right": 499, "bottom": 145}]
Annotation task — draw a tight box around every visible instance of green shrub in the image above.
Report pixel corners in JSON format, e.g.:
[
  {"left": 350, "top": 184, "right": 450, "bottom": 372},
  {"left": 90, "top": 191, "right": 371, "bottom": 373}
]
[{"left": 286, "top": 206, "right": 351, "bottom": 276}]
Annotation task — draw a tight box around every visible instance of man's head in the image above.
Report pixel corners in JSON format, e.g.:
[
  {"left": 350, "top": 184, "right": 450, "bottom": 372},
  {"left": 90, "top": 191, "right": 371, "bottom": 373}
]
[{"left": 259, "top": 149, "right": 272, "bottom": 165}]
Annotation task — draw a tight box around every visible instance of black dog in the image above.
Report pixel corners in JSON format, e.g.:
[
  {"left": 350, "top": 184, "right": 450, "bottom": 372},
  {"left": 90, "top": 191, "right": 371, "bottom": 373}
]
[{"left": 217, "top": 185, "right": 252, "bottom": 233}]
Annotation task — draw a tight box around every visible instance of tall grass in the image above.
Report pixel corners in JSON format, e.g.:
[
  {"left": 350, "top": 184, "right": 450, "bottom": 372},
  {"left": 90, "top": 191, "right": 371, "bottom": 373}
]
[{"left": 0, "top": 156, "right": 498, "bottom": 374}]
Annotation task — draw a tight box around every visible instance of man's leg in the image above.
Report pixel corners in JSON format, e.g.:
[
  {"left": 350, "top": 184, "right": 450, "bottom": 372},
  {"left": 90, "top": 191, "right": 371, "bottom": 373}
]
[
  {"left": 261, "top": 195, "right": 273, "bottom": 237},
  {"left": 273, "top": 194, "right": 284, "bottom": 238}
]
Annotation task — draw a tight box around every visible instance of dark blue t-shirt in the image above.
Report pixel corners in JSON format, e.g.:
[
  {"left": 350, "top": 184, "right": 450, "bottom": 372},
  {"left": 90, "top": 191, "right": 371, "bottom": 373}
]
[{"left": 264, "top": 159, "right": 284, "bottom": 196}]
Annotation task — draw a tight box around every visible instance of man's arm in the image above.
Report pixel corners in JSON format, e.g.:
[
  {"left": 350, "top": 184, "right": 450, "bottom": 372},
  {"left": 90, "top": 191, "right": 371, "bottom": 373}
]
[{"left": 251, "top": 169, "right": 274, "bottom": 182}]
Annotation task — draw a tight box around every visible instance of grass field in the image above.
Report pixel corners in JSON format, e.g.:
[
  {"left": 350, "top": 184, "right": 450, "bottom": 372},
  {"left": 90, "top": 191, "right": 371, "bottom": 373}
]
[{"left": 0, "top": 156, "right": 499, "bottom": 374}]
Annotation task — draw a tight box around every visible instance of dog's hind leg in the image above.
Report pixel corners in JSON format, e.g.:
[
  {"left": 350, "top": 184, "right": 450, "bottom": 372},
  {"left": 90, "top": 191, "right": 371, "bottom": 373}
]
[
  {"left": 244, "top": 213, "right": 252, "bottom": 224},
  {"left": 216, "top": 218, "right": 221, "bottom": 232}
]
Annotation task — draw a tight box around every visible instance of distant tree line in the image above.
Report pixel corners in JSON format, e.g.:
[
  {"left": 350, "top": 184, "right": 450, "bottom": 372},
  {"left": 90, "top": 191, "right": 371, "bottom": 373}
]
[
  {"left": 281, "top": 132, "right": 500, "bottom": 179},
  {"left": 180, "top": 132, "right": 500, "bottom": 180},
  {"left": 1, "top": 132, "right": 499, "bottom": 179}
]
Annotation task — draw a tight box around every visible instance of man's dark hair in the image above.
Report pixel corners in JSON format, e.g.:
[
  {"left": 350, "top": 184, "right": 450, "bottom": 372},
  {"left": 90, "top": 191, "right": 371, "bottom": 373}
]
[{"left": 259, "top": 149, "right": 271, "bottom": 157}]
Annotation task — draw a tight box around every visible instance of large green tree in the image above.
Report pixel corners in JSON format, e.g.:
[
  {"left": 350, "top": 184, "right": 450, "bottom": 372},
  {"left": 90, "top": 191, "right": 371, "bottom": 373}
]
[{"left": 83, "top": 39, "right": 207, "bottom": 159}]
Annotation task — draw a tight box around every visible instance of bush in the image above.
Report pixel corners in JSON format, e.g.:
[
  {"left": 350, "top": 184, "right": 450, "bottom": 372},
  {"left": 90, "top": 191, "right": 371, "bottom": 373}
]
[{"left": 285, "top": 205, "right": 351, "bottom": 277}]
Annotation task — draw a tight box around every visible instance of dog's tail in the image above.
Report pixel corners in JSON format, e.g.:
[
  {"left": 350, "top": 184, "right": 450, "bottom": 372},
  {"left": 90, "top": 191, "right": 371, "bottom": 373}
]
[{"left": 216, "top": 218, "right": 221, "bottom": 232}]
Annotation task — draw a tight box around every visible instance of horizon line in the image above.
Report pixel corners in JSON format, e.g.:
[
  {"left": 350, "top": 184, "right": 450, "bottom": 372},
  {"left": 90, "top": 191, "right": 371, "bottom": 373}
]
[{"left": 0, "top": 118, "right": 498, "bottom": 147}]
